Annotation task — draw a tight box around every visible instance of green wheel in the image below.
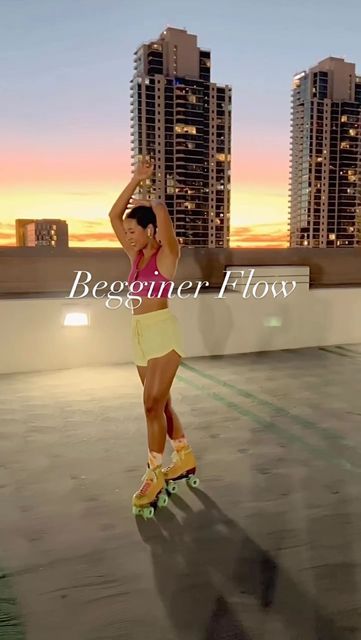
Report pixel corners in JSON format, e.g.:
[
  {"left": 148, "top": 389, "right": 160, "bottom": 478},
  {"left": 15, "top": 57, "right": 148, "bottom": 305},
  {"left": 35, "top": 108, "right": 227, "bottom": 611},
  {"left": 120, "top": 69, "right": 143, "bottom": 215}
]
[
  {"left": 187, "top": 475, "right": 200, "bottom": 488},
  {"left": 157, "top": 492, "right": 168, "bottom": 507},
  {"left": 132, "top": 505, "right": 142, "bottom": 515},
  {"left": 167, "top": 481, "right": 178, "bottom": 494},
  {"left": 143, "top": 506, "right": 154, "bottom": 519}
]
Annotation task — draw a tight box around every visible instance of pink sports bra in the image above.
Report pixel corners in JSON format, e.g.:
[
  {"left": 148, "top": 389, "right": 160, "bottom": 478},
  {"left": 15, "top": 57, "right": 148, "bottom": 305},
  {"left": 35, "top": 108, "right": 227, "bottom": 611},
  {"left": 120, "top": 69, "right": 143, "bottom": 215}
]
[{"left": 127, "top": 246, "right": 173, "bottom": 298}]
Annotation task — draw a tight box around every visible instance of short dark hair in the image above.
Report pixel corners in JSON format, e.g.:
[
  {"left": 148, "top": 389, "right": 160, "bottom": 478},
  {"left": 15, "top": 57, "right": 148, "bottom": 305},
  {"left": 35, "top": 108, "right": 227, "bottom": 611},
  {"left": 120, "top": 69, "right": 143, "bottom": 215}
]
[{"left": 125, "top": 205, "right": 157, "bottom": 231}]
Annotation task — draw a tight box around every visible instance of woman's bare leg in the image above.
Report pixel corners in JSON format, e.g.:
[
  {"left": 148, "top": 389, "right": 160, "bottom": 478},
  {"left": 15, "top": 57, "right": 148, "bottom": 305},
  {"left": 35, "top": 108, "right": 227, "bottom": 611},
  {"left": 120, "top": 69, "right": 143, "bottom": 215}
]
[
  {"left": 164, "top": 394, "right": 185, "bottom": 440},
  {"left": 142, "top": 350, "right": 181, "bottom": 457},
  {"left": 135, "top": 353, "right": 196, "bottom": 490},
  {"left": 136, "top": 363, "right": 185, "bottom": 440}
]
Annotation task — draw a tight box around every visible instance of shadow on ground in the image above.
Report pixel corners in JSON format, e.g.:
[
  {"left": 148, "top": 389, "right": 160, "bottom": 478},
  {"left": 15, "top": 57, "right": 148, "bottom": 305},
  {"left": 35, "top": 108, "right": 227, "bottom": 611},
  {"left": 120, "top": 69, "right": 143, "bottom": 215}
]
[{"left": 136, "top": 489, "right": 355, "bottom": 640}]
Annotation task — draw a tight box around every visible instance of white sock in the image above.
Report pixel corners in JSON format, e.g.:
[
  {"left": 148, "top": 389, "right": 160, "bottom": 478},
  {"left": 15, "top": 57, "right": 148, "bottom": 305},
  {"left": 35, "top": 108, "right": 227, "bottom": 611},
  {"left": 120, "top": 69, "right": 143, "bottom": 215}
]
[
  {"left": 170, "top": 436, "right": 188, "bottom": 452},
  {"left": 148, "top": 450, "right": 163, "bottom": 469}
]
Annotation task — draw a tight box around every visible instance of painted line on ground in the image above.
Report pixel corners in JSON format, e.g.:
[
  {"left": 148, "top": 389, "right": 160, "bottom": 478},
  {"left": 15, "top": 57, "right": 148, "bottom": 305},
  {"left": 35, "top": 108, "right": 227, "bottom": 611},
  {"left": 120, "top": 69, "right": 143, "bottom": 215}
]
[
  {"left": 180, "top": 360, "right": 361, "bottom": 461},
  {"left": 177, "top": 368, "right": 361, "bottom": 474}
]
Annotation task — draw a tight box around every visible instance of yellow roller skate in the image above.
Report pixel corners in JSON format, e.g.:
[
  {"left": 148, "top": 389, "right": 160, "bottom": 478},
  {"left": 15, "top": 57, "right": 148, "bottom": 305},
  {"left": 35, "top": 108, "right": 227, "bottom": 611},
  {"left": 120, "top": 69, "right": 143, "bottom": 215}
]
[
  {"left": 132, "top": 465, "right": 168, "bottom": 519},
  {"left": 162, "top": 447, "right": 200, "bottom": 495}
]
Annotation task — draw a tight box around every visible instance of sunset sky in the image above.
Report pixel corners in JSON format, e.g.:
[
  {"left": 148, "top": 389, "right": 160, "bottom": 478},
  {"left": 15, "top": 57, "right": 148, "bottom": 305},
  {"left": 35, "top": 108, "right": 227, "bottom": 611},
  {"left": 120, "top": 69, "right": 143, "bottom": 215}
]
[{"left": 2, "top": 0, "right": 361, "bottom": 248}]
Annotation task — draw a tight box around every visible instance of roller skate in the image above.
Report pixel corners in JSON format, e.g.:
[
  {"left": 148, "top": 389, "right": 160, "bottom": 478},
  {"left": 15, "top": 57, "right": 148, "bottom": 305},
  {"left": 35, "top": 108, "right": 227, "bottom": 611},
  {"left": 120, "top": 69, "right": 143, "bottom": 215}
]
[
  {"left": 162, "top": 447, "right": 200, "bottom": 495},
  {"left": 132, "top": 465, "right": 168, "bottom": 519}
]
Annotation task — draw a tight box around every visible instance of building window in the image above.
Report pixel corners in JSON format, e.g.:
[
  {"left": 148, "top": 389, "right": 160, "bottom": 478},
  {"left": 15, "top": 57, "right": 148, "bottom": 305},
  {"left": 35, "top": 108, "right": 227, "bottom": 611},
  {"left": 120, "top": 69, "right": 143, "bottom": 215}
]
[{"left": 175, "top": 124, "right": 197, "bottom": 134}]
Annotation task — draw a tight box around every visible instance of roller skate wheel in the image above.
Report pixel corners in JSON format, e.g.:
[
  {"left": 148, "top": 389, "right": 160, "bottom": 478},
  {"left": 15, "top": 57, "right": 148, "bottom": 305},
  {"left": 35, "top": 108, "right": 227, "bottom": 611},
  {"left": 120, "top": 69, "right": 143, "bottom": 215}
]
[
  {"left": 187, "top": 475, "right": 200, "bottom": 488},
  {"left": 132, "top": 505, "right": 142, "bottom": 516},
  {"left": 143, "top": 506, "right": 154, "bottom": 519},
  {"left": 167, "top": 481, "right": 178, "bottom": 494},
  {"left": 157, "top": 492, "right": 168, "bottom": 507}
]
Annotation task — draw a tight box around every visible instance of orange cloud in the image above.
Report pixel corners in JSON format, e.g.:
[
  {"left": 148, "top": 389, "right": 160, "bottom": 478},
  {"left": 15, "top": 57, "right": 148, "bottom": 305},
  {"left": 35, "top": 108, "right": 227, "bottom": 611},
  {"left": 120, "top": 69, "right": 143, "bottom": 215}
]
[
  {"left": 39, "top": 215, "right": 288, "bottom": 248},
  {"left": 70, "top": 232, "right": 117, "bottom": 243},
  {"left": 0, "top": 223, "right": 16, "bottom": 244},
  {"left": 230, "top": 223, "right": 288, "bottom": 248},
  {"left": 0, "top": 181, "right": 290, "bottom": 248},
  {"left": 0, "top": 225, "right": 289, "bottom": 248}
]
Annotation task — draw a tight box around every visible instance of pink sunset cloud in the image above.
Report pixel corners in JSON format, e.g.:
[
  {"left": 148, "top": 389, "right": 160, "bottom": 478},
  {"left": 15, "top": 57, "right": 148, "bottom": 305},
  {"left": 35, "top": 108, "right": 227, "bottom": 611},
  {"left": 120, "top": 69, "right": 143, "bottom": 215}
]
[
  {"left": 232, "top": 136, "right": 289, "bottom": 189},
  {"left": 0, "top": 141, "right": 131, "bottom": 186}
]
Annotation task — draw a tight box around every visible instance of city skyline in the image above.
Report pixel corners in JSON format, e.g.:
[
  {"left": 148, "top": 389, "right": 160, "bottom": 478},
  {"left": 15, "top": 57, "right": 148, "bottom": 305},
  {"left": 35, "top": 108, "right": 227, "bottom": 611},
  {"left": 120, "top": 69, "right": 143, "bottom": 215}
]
[{"left": 2, "top": 0, "right": 361, "bottom": 248}]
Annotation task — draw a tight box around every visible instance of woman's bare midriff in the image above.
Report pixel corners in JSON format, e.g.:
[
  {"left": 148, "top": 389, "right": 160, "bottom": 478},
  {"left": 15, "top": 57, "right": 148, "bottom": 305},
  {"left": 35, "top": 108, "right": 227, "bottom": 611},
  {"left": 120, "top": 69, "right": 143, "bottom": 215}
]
[
  {"left": 129, "top": 246, "right": 178, "bottom": 316},
  {"left": 131, "top": 297, "right": 169, "bottom": 315}
]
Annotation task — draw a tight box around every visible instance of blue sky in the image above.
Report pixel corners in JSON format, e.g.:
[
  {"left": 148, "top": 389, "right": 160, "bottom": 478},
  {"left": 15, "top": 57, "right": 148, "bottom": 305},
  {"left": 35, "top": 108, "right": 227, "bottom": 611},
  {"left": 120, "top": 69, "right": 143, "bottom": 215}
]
[{"left": 3, "top": 0, "right": 361, "bottom": 145}]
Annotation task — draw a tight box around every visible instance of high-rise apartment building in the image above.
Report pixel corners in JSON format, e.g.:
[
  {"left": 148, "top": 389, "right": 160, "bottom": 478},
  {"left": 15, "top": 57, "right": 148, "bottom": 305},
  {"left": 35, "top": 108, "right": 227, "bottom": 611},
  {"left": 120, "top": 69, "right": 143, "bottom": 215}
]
[
  {"left": 16, "top": 219, "right": 69, "bottom": 247},
  {"left": 289, "top": 57, "right": 361, "bottom": 248},
  {"left": 130, "top": 27, "right": 232, "bottom": 247}
]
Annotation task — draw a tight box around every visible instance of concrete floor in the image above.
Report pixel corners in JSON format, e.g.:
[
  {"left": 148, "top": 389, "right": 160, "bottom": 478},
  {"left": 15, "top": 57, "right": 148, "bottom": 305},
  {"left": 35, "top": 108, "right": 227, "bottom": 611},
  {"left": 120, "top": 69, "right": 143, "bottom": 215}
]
[{"left": 1, "top": 345, "right": 361, "bottom": 640}]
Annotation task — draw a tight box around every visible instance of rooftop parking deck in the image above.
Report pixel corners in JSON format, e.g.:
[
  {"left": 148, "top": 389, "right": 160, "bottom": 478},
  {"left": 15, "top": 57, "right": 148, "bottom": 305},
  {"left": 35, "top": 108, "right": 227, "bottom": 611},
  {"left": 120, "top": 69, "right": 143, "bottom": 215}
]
[{"left": 1, "top": 346, "right": 361, "bottom": 639}]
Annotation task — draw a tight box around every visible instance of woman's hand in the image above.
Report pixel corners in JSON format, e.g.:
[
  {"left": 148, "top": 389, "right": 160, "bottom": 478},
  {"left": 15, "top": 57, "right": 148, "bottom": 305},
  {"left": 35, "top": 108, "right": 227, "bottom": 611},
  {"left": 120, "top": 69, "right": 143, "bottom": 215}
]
[
  {"left": 128, "top": 196, "right": 152, "bottom": 208},
  {"left": 133, "top": 158, "right": 154, "bottom": 182}
]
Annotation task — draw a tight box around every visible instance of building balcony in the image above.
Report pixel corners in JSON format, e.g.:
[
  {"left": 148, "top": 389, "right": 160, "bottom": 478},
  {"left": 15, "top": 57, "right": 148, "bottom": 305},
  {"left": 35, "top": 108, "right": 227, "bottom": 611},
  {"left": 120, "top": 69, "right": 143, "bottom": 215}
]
[{"left": 175, "top": 150, "right": 204, "bottom": 158}]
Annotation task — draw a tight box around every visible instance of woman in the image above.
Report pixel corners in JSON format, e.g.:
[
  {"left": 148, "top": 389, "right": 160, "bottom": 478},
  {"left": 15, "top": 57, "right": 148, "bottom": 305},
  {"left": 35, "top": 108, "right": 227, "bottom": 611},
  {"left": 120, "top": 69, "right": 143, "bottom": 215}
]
[{"left": 108, "top": 159, "right": 198, "bottom": 517}]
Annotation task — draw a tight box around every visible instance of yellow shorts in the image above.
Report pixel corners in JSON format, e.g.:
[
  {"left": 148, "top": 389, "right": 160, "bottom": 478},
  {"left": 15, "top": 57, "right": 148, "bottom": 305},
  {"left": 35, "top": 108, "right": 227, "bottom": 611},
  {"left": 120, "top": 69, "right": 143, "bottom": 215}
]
[{"left": 131, "top": 307, "right": 186, "bottom": 367}]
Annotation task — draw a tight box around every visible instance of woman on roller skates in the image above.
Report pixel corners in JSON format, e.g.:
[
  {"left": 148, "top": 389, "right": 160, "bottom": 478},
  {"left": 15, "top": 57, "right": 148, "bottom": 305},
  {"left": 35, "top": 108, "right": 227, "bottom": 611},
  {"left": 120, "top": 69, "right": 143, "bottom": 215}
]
[{"left": 108, "top": 159, "right": 198, "bottom": 518}]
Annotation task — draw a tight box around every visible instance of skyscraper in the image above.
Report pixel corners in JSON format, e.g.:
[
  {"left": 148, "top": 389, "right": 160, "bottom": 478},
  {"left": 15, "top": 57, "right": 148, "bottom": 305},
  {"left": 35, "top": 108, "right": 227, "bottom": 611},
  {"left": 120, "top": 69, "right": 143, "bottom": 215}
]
[
  {"left": 289, "top": 57, "right": 361, "bottom": 248},
  {"left": 130, "top": 27, "right": 232, "bottom": 248}
]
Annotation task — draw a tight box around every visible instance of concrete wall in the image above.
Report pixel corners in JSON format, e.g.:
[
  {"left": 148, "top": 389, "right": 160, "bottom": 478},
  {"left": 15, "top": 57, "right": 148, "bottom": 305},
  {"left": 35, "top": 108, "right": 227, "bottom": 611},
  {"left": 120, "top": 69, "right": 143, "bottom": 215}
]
[
  {"left": 1, "top": 246, "right": 361, "bottom": 296},
  {"left": 1, "top": 273, "right": 360, "bottom": 374}
]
